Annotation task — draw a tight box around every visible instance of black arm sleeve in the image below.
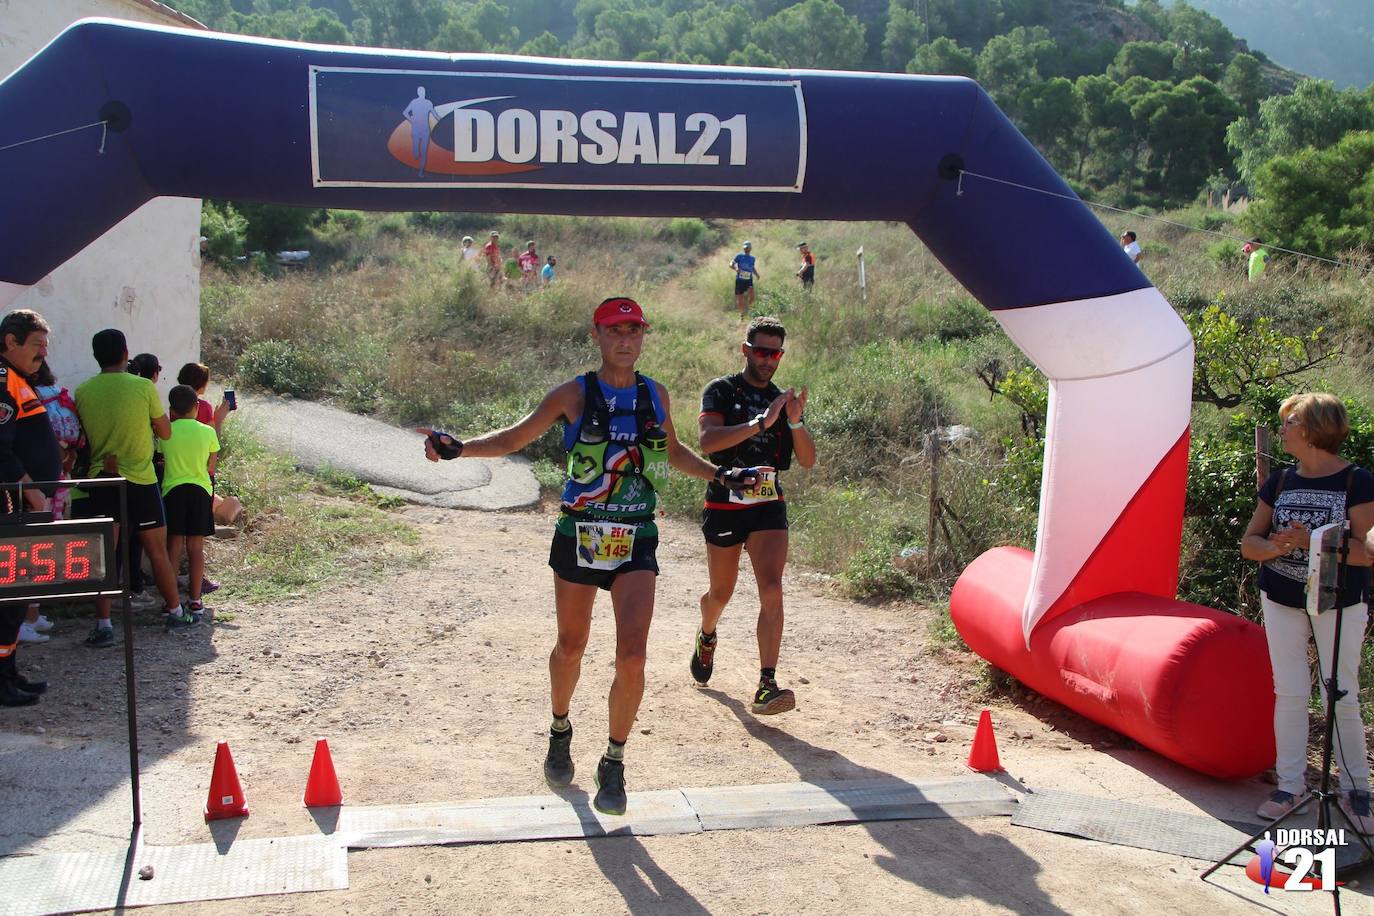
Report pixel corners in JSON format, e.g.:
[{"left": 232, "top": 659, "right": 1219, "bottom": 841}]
[{"left": 0, "top": 386, "right": 26, "bottom": 482}]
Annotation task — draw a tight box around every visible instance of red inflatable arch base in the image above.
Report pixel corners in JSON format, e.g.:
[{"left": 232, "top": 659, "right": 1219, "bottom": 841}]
[{"left": 951, "top": 547, "right": 1275, "bottom": 779}]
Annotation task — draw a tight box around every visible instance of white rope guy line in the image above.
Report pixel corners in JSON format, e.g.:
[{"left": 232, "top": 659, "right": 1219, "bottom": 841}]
[
  {"left": 0, "top": 119, "right": 110, "bottom": 155},
  {"left": 956, "top": 168, "right": 1374, "bottom": 276}
]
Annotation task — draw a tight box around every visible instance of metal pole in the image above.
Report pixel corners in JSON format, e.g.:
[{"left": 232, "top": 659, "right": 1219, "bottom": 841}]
[
  {"left": 1255, "top": 425, "right": 1270, "bottom": 490},
  {"left": 116, "top": 479, "right": 141, "bottom": 828},
  {"left": 856, "top": 246, "right": 866, "bottom": 302},
  {"left": 927, "top": 431, "right": 940, "bottom": 574}
]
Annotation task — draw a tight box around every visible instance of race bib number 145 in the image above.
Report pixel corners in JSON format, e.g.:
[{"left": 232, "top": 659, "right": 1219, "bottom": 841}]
[{"left": 575, "top": 522, "right": 637, "bottom": 570}]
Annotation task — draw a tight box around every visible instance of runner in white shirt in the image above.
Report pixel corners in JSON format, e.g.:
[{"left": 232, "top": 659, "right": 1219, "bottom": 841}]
[{"left": 1121, "top": 230, "right": 1143, "bottom": 265}]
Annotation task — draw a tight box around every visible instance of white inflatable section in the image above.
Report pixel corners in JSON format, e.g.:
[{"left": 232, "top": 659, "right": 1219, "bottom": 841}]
[
  {"left": 994, "top": 287, "right": 1194, "bottom": 642},
  {"left": 0, "top": 281, "right": 24, "bottom": 311}
]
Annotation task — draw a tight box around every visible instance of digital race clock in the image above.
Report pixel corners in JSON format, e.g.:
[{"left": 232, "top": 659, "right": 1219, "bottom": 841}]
[{"left": 0, "top": 517, "right": 119, "bottom": 601}]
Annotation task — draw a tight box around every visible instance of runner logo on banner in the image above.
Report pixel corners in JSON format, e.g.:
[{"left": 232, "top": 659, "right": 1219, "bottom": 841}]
[{"left": 310, "top": 67, "right": 807, "bottom": 192}]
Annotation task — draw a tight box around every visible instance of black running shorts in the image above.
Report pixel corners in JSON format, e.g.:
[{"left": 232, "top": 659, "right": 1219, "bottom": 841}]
[
  {"left": 701, "top": 501, "right": 788, "bottom": 549},
  {"left": 734, "top": 277, "right": 754, "bottom": 296},
  {"left": 87, "top": 481, "right": 166, "bottom": 531},
  {"left": 163, "top": 484, "right": 214, "bottom": 537},
  {"left": 548, "top": 529, "right": 659, "bottom": 590}
]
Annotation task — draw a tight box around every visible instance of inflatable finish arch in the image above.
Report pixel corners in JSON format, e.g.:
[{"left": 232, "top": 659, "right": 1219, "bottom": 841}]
[{"left": 0, "top": 20, "right": 1272, "bottom": 776}]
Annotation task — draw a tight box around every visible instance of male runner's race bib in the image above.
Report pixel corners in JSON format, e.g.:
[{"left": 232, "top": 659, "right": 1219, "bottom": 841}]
[
  {"left": 574, "top": 521, "right": 637, "bottom": 570},
  {"left": 727, "top": 467, "right": 779, "bottom": 506}
]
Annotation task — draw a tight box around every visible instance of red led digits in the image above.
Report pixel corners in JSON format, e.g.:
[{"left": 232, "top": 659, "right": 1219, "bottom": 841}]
[
  {"left": 30, "top": 541, "right": 57, "bottom": 583},
  {"left": 0, "top": 528, "right": 110, "bottom": 589},
  {"left": 0, "top": 544, "right": 15, "bottom": 585},
  {"left": 65, "top": 538, "right": 91, "bottom": 579}
]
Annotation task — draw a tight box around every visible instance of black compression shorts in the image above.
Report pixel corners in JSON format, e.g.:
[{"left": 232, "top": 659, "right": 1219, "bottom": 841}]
[
  {"left": 701, "top": 501, "right": 788, "bottom": 548},
  {"left": 548, "top": 530, "right": 659, "bottom": 590}
]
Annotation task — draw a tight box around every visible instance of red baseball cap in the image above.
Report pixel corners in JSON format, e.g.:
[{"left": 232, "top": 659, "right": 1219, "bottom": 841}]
[{"left": 593, "top": 297, "right": 650, "bottom": 327}]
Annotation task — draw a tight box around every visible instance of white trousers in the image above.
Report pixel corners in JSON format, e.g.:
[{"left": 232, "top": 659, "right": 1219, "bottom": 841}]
[{"left": 1262, "top": 595, "right": 1370, "bottom": 795}]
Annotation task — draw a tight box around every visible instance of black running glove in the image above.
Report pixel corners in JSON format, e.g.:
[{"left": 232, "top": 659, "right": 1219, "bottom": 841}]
[
  {"left": 427, "top": 429, "right": 464, "bottom": 460},
  {"left": 715, "top": 466, "right": 757, "bottom": 490}
]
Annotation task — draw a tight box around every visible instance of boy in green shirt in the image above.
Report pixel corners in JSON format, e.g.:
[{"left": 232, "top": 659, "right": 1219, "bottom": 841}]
[
  {"left": 74, "top": 329, "right": 192, "bottom": 647},
  {"left": 158, "top": 385, "right": 219, "bottom": 614}
]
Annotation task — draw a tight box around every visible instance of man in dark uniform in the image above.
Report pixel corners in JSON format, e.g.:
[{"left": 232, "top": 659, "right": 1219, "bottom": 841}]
[
  {"left": 691, "top": 315, "right": 816, "bottom": 714},
  {"left": 0, "top": 309, "right": 62, "bottom": 706}
]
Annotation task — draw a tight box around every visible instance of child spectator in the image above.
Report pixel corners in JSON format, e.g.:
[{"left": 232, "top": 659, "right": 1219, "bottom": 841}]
[
  {"left": 30, "top": 360, "right": 81, "bottom": 518},
  {"left": 158, "top": 385, "right": 219, "bottom": 617},
  {"left": 175, "top": 362, "right": 229, "bottom": 436},
  {"left": 176, "top": 362, "right": 230, "bottom": 593},
  {"left": 460, "top": 235, "right": 479, "bottom": 268}
]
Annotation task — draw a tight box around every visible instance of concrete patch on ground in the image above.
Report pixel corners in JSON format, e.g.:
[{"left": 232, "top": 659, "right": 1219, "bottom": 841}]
[{"left": 240, "top": 394, "right": 539, "bottom": 510}]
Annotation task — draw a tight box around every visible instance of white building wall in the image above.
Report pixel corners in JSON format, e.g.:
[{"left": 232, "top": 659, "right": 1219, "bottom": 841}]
[{"left": 0, "top": 0, "right": 204, "bottom": 395}]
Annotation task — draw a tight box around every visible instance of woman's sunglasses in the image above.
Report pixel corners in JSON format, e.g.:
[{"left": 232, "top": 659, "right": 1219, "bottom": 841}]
[{"left": 744, "top": 343, "right": 784, "bottom": 359}]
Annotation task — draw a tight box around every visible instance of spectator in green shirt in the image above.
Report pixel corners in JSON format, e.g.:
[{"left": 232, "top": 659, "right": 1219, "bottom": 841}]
[
  {"left": 73, "top": 329, "right": 195, "bottom": 649},
  {"left": 157, "top": 385, "right": 219, "bottom": 615},
  {"left": 1244, "top": 239, "right": 1271, "bottom": 281}
]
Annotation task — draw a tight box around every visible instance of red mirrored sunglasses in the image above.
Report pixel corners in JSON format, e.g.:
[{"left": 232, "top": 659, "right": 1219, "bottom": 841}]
[{"left": 744, "top": 342, "right": 784, "bottom": 359}]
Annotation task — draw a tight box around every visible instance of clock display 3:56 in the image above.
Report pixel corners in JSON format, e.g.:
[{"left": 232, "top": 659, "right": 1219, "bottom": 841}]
[{"left": 0, "top": 534, "right": 107, "bottom": 586}]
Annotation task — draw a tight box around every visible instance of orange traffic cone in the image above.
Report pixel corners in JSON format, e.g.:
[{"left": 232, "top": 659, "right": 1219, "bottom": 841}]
[
  {"left": 303, "top": 738, "right": 342, "bottom": 807},
  {"left": 204, "top": 741, "right": 250, "bottom": 821},
  {"left": 967, "top": 709, "right": 1003, "bottom": 773}
]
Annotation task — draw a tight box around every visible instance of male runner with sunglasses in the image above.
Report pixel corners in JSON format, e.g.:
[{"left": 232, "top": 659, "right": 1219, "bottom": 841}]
[
  {"left": 691, "top": 316, "right": 816, "bottom": 714},
  {"left": 420, "top": 297, "right": 755, "bottom": 815}
]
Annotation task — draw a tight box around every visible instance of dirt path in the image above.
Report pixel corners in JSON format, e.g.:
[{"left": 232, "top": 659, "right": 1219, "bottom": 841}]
[{"left": 3, "top": 503, "right": 1364, "bottom": 914}]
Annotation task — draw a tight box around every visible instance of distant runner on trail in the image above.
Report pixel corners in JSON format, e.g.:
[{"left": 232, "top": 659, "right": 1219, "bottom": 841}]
[
  {"left": 483, "top": 231, "right": 504, "bottom": 288},
  {"left": 418, "top": 297, "right": 755, "bottom": 816},
  {"left": 795, "top": 241, "right": 815, "bottom": 288},
  {"left": 729, "top": 240, "right": 760, "bottom": 318},
  {"left": 691, "top": 315, "right": 816, "bottom": 715}
]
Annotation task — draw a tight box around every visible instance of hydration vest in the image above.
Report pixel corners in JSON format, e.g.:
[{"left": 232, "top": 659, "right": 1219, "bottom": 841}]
[
  {"left": 711, "top": 374, "right": 794, "bottom": 471},
  {"left": 566, "top": 372, "right": 669, "bottom": 495}
]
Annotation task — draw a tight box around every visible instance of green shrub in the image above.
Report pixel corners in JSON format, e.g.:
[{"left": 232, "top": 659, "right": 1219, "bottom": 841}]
[
  {"left": 805, "top": 342, "right": 949, "bottom": 473},
  {"left": 665, "top": 217, "right": 708, "bottom": 248},
  {"left": 1195, "top": 211, "right": 1233, "bottom": 232},
  {"left": 237, "top": 340, "right": 329, "bottom": 397},
  {"left": 334, "top": 336, "right": 390, "bottom": 413},
  {"left": 841, "top": 527, "right": 920, "bottom": 599},
  {"left": 232, "top": 202, "right": 325, "bottom": 252},
  {"left": 930, "top": 297, "right": 996, "bottom": 342},
  {"left": 409, "top": 211, "right": 493, "bottom": 234},
  {"left": 1207, "top": 238, "right": 1242, "bottom": 266},
  {"left": 326, "top": 210, "right": 365, "bottom": 233},
  {"left": 374, "top": 213, "right": 409, "bottom": 237},
  {"left": 200, "top": 201, "right": 247, "bottom": 264}
]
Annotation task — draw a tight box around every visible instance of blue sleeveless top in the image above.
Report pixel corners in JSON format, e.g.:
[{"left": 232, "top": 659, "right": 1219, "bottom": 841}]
[{"left": 556, "top": 373, "right": 666, "bottom": 535}]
